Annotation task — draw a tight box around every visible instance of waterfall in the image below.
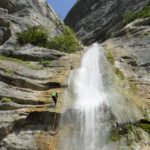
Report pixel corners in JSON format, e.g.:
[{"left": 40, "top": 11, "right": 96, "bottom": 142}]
[{"left": 58, "top": 43, "right": 141, "bottom": 150}]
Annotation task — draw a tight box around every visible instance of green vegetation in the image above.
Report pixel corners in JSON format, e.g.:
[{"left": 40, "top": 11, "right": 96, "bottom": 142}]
[
  {"left": 115, "top": 68, "right": 124, "bottom": 80},
  {"left": 107, "top": 51, "right": 115, "bottom": 65},
  {"left": 39, "top": 60, "right": 51, "bottom": 67},
  {"left": 47, "top": 26, "right": 79, "bottom": 53},
  {"left": 144, "top": 32, "right": 150, "bottom": 36},
  {"left": 110, "top": 134, "right": 122, "bottom": 142},
  {"left": 138, "top": 123, "right": 150, "bottom": 134},
  {"left": 110, "top": 124, "right": 133, "bottom": 142},
  {"left": 109, "top": 121, "right": 150, "bottom": 143},
  {"left": 123, "top": 3, "right": 150, "bottom": 24},
  {"left": 17, "top": 26, "right": 79, "bottom": 53},
  {"left": 1, "top": 97, "right": 12, "bottom": 103},
  {"left": 17, "top": 26, "right": 48, "bottom": 47}
]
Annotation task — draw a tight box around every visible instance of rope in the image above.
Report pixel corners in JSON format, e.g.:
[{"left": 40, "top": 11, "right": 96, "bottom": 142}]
[{"left": 53, "top": 112, "right": 57, "bottom": 129}]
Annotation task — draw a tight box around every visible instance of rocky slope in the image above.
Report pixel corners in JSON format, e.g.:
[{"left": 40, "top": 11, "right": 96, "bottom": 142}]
[
  {"left": 65, "top": 0, "right": 150, "bottom": 44},
  {"left": 0, "top": 0, "right": 81, "bottom": 149},
  {"left": 102, "top": 17, "right": 150, "bottom": 150}
]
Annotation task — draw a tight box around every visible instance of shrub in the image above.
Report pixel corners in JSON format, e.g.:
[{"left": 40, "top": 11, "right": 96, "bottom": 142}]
[
  {"left": 47, "top": 26, "right": 79, "bottom": 53},
  {"left": 17, "top": 26, "right": 48, "bottom": 47},
  {"left": 123, "top": 3, "right": 150, "bottom": 24},
  {"left": 17, "top": 26, "right": 79, "bottom": 53}
]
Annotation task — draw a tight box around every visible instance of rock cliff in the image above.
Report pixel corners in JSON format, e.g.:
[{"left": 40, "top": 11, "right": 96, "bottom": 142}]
[
  {"left": 0, "top": 0, "right": 81, "bottom": 149},
  {"left": 65, "top": 0, "right": 150, "bottom": 44},
  {"left": 102, "top": 18, "right": 150, "bottom": 149},
  {"left": 0, "top": 0, "right": 150, "bottom": 149}
]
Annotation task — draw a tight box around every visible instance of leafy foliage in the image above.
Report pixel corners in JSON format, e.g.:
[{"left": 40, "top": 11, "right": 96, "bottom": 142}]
[
  {"left": 47, "top": 26, "right": 79, "bottom": 53},
  {"left": 17, "top": 26, "right": 79, "bottom": 53},
  {"left": 17, "top": 26, "right": 48, "bottom": 47}
]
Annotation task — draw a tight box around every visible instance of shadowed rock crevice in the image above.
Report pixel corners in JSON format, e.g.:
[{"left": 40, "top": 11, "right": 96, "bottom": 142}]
[{"left": 26, "top": 111, "right": 61, "bottom": 131}]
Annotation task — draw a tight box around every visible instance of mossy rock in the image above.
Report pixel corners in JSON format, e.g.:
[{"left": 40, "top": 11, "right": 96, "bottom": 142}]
[
  {"left": 39, "top": 60, "right": 52, "bottom": 67},
  {"left": 1, "top": 97, "right": 12, "bottom": 103},
  {"left": 138, "top": 123, "right": 150, "bottom": 134},
  {"left": 115, "top": 68, "right": 124, "bottom": 80},
  {"left": 110, "top": 134, "right": 122, "bottom": 142},
  {"left": 107, "top": 51, "right": 115, "bottom": 65},
  {"left": 109, "top": 120, "right": 150, "bottom": 143}
]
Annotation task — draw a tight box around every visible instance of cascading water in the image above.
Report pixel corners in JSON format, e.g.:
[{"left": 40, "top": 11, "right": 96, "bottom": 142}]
[{"left": 58, "top": 43, "right": 141, "bottom": 150}]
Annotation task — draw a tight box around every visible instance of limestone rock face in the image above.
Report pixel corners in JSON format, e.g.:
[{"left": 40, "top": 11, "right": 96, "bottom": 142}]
[
  {"left": 102, "top": 18, "right": 150, "bottom": 109},
  {"left": 0, "top": 0, "right": 63, "bottom": 45},
  {"left": 102, "top": 18, "right": 150, "bottom": 149},
  {"left": 65, "top": 0, "right": 150, "bottom": 44},
  {"left": 0, "top": 0, "right": 81, "bottom": 149}
]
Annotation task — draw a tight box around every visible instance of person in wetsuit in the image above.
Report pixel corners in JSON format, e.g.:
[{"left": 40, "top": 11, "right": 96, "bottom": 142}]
[{"left": 51, "top": 92, "right": 58, "bottom": 107}]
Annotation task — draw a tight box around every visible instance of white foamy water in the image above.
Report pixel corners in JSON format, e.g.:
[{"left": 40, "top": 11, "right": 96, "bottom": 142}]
[
  {"left": 74, "top": 43, "right": 109, "bottom": 110},
  {"left": 58, "top": 43, "right": 141, "bottom": 150}
]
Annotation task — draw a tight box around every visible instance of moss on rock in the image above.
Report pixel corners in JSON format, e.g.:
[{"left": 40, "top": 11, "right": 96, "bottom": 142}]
[
  {"left": 1, "top": 97, "right": 12, "bottom": 103},
  {"left": 107, "top": 51, "right": 115, "bottom": 65},
  {"left": 115, "top": 68, "right": 125, "bottom": 80},
  {"left": 109, "top": 120, "right": 150, "bottom": 143}
]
